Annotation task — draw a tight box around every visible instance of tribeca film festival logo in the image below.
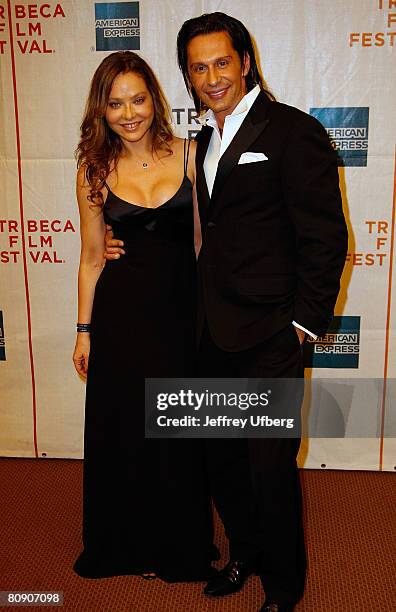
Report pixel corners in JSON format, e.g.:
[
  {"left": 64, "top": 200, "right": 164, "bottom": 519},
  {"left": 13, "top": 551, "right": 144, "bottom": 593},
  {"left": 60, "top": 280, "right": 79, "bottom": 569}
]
[
  {"left": 95, "top": 2, "right": 140, "bottom": 51},
  {"left": 0, "top": 311, "right": 5, "bottom": 361},
  {"left": 0, "top": 218, "right": 76, "bottom": 264},
  {"left": 347, "top": 219, "right": 389, "bottom": 267},
  {"left": 310, "top": 107, "right": 369, "bottom": 167},
  {"left": 172, "top": 107, "right": 201, "bottom": 140},
  {"left": 0, "top": 3, "right": 66, "bottom": 55},
  {"left": 349, "top": 0, "right": 396, "bottom": 47},
  {"left": 305, "top": 316, "right": 361, "bottom": 369}
]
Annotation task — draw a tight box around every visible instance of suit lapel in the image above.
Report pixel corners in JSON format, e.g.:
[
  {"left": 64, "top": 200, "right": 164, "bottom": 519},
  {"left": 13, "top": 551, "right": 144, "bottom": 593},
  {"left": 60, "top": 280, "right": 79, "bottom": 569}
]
[
  {"left": 211, "top": 92, "right": 270, "bottom": 205},
  {"left": 195, "top": 125, "right": 212, "bottom": 214}
]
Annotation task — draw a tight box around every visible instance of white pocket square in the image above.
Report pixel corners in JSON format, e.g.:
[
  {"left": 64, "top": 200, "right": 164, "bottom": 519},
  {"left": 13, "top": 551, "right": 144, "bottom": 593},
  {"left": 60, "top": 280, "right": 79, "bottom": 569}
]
[{"left": 238, "top": 152, "right": 268, "bottom": 164}]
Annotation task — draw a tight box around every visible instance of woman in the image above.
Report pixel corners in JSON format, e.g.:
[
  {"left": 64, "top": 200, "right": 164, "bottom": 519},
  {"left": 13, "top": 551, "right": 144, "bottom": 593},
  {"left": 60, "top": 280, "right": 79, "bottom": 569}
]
[{"left": 72, "top": 51, "right": 215, "bottom": 582}]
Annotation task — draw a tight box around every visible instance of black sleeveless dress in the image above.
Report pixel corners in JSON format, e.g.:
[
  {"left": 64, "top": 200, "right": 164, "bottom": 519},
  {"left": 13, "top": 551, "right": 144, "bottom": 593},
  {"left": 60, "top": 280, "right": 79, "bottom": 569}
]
[{"left": 73, "top": 141, "right": 215, "bottom": 582}]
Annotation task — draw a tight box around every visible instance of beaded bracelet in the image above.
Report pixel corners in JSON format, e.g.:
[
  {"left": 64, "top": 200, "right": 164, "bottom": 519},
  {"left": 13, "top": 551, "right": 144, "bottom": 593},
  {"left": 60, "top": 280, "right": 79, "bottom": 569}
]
[{"left": 77, "top": 323, "right": 91, "bottom": 333}]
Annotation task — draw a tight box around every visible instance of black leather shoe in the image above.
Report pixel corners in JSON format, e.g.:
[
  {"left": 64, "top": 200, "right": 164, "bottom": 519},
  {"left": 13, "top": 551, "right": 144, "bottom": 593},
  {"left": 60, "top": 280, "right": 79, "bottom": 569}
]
[
  {"left": 260, "top": 601, "right": 296, "bottom": 612},
  {"left": 203, "top": 560, "right": 252, "bottom": 596}
]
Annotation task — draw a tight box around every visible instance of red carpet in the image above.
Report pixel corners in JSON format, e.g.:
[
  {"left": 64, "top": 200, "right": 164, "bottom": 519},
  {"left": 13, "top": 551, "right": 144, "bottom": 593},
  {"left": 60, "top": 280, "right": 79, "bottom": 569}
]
[{"left": 0, "top": 458, "right": 395, "bottom": 611}]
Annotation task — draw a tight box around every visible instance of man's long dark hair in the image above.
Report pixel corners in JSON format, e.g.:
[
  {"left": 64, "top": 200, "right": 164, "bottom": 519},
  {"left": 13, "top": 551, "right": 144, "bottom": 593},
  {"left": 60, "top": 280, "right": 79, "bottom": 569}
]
[{"left": 177, "top": 12, "right": 274, "bottom": 112}]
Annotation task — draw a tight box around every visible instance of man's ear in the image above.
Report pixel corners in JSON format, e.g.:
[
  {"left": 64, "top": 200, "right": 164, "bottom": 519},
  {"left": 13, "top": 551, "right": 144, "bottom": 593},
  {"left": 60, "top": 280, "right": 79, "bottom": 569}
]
[{"left": 242, "top": 52, "right": 251, "bottom": 77}]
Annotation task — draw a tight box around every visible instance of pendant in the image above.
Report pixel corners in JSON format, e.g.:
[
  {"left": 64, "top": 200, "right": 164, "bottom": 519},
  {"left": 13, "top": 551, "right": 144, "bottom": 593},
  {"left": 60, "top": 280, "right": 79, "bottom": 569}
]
[{"left": 143, "top": 162, "right": 148, "bottom": 168}]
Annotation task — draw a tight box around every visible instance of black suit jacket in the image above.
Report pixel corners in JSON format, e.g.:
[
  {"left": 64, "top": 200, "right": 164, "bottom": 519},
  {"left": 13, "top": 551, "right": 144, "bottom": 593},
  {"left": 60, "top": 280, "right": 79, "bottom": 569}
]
[{"left": 195, "top": 91, "right": 348, "bottom": 351}]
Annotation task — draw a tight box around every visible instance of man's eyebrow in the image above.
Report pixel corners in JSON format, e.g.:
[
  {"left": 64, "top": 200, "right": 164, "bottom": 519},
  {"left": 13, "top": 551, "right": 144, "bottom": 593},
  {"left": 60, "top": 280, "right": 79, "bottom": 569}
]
[{"left": 190, "top": 55, "right": 232, "bottom": 67}]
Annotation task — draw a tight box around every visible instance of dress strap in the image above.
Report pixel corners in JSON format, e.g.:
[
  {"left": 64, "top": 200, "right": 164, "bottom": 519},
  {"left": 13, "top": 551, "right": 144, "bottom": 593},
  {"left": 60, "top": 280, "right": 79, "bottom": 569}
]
[{"left": 183, "top": 138, "right": 191, "bottom": 177}]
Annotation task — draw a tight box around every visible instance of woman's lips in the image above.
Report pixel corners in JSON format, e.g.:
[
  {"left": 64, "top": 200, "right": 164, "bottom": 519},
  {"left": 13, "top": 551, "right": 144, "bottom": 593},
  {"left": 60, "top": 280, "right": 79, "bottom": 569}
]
[{"left": 121, "top": 122, "right": 141, "bottom": 131}]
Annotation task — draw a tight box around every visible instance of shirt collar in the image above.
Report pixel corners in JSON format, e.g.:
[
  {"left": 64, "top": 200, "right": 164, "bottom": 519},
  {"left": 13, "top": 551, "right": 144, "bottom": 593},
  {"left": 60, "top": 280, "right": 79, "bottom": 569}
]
[{"left": 198, "top": 84, "right": 261, "bottom": 128}]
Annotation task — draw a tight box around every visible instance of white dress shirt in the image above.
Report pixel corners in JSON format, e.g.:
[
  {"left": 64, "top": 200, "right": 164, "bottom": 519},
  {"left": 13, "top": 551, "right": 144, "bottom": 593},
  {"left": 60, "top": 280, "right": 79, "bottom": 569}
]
[
  {"left": 200, "top": 85, "right": 261, "bottom": 197},
  {"left": 199, "top": 85, "right": 317, "bottom": 340}
]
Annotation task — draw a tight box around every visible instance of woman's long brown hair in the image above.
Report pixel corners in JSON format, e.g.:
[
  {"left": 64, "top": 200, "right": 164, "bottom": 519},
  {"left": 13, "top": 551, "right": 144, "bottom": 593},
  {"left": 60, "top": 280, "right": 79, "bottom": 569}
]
[{"left": 76, "top": 51, "right": 173, "bottom": 206}]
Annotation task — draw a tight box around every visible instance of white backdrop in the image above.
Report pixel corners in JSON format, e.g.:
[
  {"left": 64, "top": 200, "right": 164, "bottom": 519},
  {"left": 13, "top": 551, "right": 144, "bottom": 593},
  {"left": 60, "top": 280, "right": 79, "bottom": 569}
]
[{"left": 0, "top": 0, "right": 395, "bottom": 469}]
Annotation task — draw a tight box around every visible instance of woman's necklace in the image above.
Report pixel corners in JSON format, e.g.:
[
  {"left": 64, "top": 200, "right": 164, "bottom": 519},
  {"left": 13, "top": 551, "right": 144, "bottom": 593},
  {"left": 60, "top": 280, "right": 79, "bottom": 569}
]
[
  {"left": 126, "top": 147, "right": 165, "bottom": 170},
  {"left": 131, "top": 153, "right": 156, "bottom": 170}
]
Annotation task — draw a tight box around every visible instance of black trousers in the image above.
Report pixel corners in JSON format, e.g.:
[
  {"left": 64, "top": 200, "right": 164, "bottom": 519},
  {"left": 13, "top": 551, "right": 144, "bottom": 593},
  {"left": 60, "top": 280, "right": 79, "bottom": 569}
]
[{"left": 197, "top": 321, "right": 306, "bottom": 604}]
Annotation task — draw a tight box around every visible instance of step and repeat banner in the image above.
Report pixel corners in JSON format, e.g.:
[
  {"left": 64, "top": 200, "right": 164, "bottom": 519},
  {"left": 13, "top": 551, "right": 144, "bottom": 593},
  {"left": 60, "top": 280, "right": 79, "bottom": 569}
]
[{"left": 0, "top": 0, "right": 395, "bottom": 469}]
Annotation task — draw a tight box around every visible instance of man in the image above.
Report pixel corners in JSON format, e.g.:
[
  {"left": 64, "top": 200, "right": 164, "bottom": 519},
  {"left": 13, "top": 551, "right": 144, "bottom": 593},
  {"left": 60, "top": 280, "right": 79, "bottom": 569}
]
[{"left": 106, "top": 12, "right": 348, "bottom": 612}]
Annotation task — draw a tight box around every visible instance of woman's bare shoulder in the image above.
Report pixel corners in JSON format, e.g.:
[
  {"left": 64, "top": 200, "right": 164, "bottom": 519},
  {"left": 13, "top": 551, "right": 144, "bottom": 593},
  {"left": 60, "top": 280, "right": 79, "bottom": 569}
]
[
  {"left": 76, "top": 164, "right": 88, "bottom": 188},
  {"left": 188, "top": 138, "right": 197, "bottom": 155},
  {"left": 169, "top": 136, "right": 185, "bottom": 152},
  {"left": 169, "top": 136, "right": 196, "bottom": 157}
]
